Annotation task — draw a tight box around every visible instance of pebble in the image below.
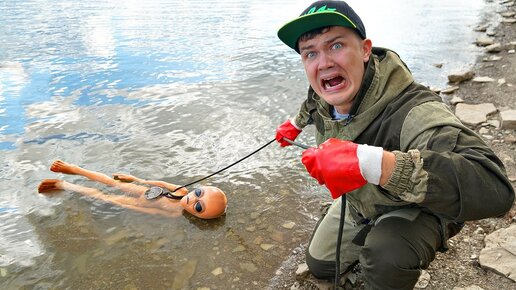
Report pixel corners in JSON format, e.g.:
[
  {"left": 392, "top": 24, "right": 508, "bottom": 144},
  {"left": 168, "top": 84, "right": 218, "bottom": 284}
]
[
  {"left": 239, "top": 262, "right": 257, "bottom": 272},
  {"left": 260, "top": 243, "right": 274, "bottom": 251},
  {"left": 472, "top": 76, "right": 495, "bottom": 82},
  {"left": 295, "top": 263, "right": 309, "bottom": 278},
  {"left": 485, "top": 43, "right": 502, "bottom": 52},
  {"left": 211, "top": 267, "right": 223, "bottom": 276},
  {"left": 441, "top": 86, "right": 460, "bottom": 94},
  {"left": 232, "top": 245, "right": 245, "bottom": 252},
  {"left": 282, "top": 221, "right": 296, "bottom": 229},
  {"left": 474, "top": 227, "right": 485, "bottom": 235},
  {"left": 448, "top": 71, "right": 475, "bottom": 83},
  {"left": 415, "top": 270, "right": 431, "bottom": 288},
  {"left": 452, "top": 286, "right": 485, "bottom": 290}
]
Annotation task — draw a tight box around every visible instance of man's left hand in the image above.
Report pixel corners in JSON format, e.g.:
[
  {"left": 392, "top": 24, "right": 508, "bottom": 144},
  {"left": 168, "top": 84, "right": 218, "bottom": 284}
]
[{"left": 301, "top": 138, "right": 384, "bottom": 199}]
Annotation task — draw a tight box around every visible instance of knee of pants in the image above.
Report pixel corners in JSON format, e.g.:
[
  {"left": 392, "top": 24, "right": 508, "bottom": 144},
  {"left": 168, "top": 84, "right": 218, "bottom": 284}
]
[
  {"left": 360, "top": 230, "right": 422, "bottom": 277},
  {"left": 305, "top": 248, "right": 335, "bottom": 280}
]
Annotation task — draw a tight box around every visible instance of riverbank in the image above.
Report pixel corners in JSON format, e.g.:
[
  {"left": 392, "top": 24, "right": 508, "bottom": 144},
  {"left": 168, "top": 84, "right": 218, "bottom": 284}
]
[{"left": 268, "top": 1, "right": 516, "bottom": 289}]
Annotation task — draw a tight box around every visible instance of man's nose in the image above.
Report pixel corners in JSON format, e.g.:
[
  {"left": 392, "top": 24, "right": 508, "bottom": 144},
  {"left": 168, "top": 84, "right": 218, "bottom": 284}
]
[{"left": 318, "top": 52, "right": 334, "bottom": 70}]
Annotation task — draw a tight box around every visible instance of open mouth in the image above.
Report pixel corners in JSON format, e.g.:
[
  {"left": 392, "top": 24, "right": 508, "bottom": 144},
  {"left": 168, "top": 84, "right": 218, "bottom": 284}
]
[{"left": 322, "top": 76, "right": 345, "bottom": 90}]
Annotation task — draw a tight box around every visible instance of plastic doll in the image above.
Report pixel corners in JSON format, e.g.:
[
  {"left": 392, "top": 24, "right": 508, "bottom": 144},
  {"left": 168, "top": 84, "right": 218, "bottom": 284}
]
[{"left": 38, "top": 160, "right": 227, "bottom": 219}]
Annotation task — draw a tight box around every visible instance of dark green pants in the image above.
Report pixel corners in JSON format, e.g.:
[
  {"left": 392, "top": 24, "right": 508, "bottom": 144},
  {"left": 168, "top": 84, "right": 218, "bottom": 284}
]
[{"left": 306, "top": 199, "right": 442, "bottom": 290}]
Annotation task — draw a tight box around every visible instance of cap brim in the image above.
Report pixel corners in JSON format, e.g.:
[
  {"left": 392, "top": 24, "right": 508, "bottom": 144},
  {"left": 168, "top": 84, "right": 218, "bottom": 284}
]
[{"left": 277, "top": 11, "right": 357, "bottom": 52}]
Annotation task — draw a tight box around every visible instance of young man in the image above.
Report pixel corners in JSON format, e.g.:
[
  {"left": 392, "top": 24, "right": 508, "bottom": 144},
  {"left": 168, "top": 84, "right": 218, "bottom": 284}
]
[{"left": 275, "top": 1, "right": 515, "bottom": 289}]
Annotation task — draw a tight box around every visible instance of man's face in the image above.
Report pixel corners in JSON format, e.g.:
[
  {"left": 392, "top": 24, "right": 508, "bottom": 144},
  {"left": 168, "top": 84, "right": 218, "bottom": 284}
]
[{"left": 298, "top": 26, "right": 372, "bottom": 114}]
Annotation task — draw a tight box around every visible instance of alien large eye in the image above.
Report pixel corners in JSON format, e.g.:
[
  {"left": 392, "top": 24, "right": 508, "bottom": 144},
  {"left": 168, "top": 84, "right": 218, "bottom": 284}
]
[
  {"left": 194, "top": 202, "right": 203, "bottom": 213},
  {"left": 194, "top": 188, "right": 203, "bottom": 197}
]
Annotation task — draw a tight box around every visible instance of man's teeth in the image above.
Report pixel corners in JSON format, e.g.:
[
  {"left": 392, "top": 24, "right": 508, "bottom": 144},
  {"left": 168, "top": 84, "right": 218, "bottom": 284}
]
[{"left": 323, "top": 77, "right": 345, "bottom": 89}]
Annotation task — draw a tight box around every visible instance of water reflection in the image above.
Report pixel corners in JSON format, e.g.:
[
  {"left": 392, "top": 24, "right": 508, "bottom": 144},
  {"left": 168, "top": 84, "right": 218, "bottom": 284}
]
[{"left": 0, "top": 0, "right": 497, "bottom": 288}]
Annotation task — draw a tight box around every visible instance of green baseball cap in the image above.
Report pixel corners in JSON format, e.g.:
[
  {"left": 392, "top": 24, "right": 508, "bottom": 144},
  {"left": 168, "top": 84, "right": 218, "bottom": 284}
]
[{"left": 277, "top": 1, "right": 366, "bottom": 53}]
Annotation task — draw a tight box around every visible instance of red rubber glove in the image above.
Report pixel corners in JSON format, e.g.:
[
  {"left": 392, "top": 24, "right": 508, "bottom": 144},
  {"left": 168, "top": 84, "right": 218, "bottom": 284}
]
[
  {"left": 301, "top": 138, "right": 383, "bottom": 199},
  {"left": 276, "top": 119, "right": 302, "bottom": 147}
]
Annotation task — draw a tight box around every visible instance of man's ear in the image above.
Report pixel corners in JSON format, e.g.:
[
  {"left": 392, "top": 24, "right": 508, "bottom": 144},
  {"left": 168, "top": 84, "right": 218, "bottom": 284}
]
[{"left": 362, "top": 38, "right": 373, "bottom": 62}]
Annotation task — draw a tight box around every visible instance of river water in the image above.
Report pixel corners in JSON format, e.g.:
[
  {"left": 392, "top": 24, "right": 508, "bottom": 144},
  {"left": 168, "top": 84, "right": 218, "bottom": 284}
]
[{"left": 0, "top": 0, "right": 497, "bottom": 289}]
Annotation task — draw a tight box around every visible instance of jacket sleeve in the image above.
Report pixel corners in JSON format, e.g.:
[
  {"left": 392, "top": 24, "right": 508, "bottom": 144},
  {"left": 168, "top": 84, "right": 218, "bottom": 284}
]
[
  {"left": 293, "top": 86, "right": 318, "bottom": 129},
  {"left": 382, "top": 102, "right": 515, "bottom": 221}
]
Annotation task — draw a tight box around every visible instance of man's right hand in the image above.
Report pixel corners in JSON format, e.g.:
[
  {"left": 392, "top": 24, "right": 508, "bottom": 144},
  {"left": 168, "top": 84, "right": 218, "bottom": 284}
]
[{"left": 275, "top": 119, "right": 302, "bottom": 147}]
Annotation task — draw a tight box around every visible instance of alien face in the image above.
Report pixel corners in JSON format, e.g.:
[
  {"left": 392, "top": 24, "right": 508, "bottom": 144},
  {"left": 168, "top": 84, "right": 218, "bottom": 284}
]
[{"left": 180, "top": 186, "right": 227, "bottom": 219}]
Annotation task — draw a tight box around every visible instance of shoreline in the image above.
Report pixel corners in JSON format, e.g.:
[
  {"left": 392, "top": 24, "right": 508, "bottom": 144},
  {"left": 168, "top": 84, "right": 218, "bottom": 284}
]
[{"left": 269, "top": 0, "right": 516, "bottom": 288}]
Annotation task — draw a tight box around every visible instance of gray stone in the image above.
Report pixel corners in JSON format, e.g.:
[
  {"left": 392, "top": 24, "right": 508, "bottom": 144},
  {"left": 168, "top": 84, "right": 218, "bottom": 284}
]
[
  {"left": 455, "top": 103, "right": 497, "bottom": 126},
  {"left": 441, "top": 86, "right": 460, "bottom": 94},
  {"left": 448, "top": 71, "right": 475, "bottom": 83},
  {"left": 295, "top": 263, "right": 309, "bottom": 278},
  {"left": 485, "top": 43, "right": 502, "bottom": 53},
  {"left": 475, "top": 36, "right": 494, "bottom": 46},
  {"left": 472, "top": 76, "right": 495, "bottom": 83},
  {"left": 474, "top": 25, "right": 488, "bottom": 32},
  {"left": 452, "top": 285, "right": 485, "bottom": 290},
  {"left": 239, "top": 262, "right": 258, "bottom": 272},
  {"left": 479, "top": 224, "right": 516, "bottom": 282},
  {"left": 487, "top": 119, "right": 500, "bottom": 128},
  {"left": 483, "top": 55, "right": 502, "bottom": 62},
  {"left": 414, "top": 270, "right": 430, "bottom": 289},
  {"left": 449, "top": 96, "right": 464, "bottom": 105},
  {"left": 501, "top": 11, "right": 516, "bottom": 17},
  {"left": 500, "top": 110, "right": 516, "bottom": 129},
  {"left": 501, "top": 18, "right": 516, "bottom": 24}
]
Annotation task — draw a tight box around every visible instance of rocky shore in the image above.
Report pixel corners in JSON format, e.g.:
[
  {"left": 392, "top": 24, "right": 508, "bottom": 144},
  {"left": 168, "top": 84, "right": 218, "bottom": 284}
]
[{"left": 268, "top": 1, "right": 516, "bottom": 289}]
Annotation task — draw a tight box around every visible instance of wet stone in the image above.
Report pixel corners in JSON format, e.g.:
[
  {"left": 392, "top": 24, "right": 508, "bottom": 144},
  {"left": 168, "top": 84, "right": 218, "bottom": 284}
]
[
  {"left": 475, "top": 36, "right": 494, "bottom": 46},
  {"left": 105, "top": 229, "right": 130, "bottom": 245},
  {"left": 239, "top": 262, "right": 258, "bottom": 272},
  {"left": 173, "top": 260, "right": 197, "bottom": 289},
  {"left": 485, "top": 43, "right": 502, "bottom": 52},
  {"left": 282, "top": 221, "right": 296, "bottom": 229},
  {"left": 271, "top": 230, "right": 285, "bottom": 242},
  {"left": 211, "top": 267, "right": 223, "bottom": 276},
  {"left": 260, "top": 243, "right": 274, "bottom": 251}
]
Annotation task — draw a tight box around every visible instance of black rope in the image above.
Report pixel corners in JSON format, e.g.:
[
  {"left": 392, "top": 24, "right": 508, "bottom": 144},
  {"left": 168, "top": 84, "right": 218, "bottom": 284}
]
[
  {"left": 171, "top": 138, "right": 276, "bottom": 192},
  {"left": 334, "top": 195, "right": 346, "bottom": 289}
]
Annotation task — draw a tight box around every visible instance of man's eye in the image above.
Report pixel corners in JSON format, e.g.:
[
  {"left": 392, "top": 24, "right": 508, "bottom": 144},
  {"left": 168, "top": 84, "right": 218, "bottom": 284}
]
[
  {"left": 305, "top": 51, "right": 316, "bottom": 59},
  {"left": 194, "top": 188, "right": 203, "bottom": 197},
  {"left": 194, "top": 202, "right": 203, "bottom": 212},
  {"left": 332, "top": 43, "right": 343, "bottom": 50}
]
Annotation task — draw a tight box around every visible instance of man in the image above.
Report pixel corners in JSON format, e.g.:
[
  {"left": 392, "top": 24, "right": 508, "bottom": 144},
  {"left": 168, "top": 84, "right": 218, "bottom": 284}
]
[{"left": 275, "top": 1, "right": 515, "bottom": 289}]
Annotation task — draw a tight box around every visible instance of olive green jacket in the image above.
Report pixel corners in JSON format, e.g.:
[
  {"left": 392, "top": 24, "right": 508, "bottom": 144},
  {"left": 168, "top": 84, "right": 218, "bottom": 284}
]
[{"left": 294, "top": 47, "right": 514, "bottom": 225}]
